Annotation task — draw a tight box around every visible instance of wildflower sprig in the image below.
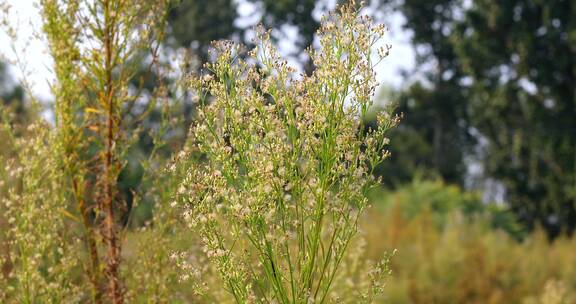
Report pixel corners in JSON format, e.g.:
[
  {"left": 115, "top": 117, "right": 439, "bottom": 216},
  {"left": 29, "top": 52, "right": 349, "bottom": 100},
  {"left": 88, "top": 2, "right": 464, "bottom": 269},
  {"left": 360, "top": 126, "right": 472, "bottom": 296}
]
[
  {"left": 1, "top": 122, "right": 82, "bottom": 303},
  {"left": 176, "top": 3, "right": 398, "bottom": 303}
]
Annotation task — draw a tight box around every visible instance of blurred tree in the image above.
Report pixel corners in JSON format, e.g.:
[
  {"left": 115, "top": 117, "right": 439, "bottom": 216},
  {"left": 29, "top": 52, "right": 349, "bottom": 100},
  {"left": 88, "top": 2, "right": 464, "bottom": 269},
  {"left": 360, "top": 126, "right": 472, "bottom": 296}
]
[
  {"left": 257, "top": 0, "right": 320, "bottom": 74},
  {"left": 166, "top": 0, "right": 327, "bottom": 73},
  {"left": 376, "top": 0, "right": 473, "bottom": 186},
  {"left": 452, "top": 0, "right": 576, "bottom": 236},
  {"left": 167, "top": 0, "right": 238, "bottom": 61},
  {"left": 0, "top": 62, "right": 25, "bottom": 121},
  {"left": 379, "top": 0, "right": 576, "bottom": 236}
]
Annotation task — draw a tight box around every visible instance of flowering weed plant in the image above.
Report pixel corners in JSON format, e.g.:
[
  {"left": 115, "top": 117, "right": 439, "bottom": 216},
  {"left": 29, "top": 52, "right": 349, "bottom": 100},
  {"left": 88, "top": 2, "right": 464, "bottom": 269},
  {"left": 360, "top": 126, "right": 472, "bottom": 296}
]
[{"left": 175, "top": 3, "right": 398, "bottom": 303}]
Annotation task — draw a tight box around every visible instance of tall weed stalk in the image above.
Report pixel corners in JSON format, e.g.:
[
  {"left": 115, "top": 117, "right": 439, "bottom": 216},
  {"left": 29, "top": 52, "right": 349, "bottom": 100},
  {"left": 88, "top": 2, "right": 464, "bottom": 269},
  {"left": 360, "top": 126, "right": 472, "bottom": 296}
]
[
  {"left": 174, "top": 3, "right": 398, "bottom": 303},
  {"left": 1, "top": 0, "right": 170, "bottom": 302}
]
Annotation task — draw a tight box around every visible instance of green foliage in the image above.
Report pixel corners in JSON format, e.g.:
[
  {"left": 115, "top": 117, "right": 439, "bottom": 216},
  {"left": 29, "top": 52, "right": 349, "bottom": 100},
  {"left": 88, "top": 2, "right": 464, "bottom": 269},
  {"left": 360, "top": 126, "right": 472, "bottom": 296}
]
[
  {"left": 381, "top": 0, "right": 576, "bottom": 236},
  {"left": 374, "top": 82, "right": 471, "bottom": 186},
  {"left": 167, "top": 0, "right": 237, "bottom": 58},
  {"left": 370, "top": 179, "right": 525, "bottom": 239},
  {"left": 374, "top": 0, "right": 471, "bottom": 187},
  {"left": 0, "top": 62, "right": 25, "bottom": 121},
  {"left": 451, "top": 0, "right": 576, "bottom": 236}
]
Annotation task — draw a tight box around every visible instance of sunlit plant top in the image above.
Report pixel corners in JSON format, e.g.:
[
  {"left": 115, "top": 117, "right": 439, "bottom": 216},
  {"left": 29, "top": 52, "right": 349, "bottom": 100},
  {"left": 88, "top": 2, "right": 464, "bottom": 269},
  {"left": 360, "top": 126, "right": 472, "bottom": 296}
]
[{"left": 173, "top": 2, "right": 398, "bottom": 303}]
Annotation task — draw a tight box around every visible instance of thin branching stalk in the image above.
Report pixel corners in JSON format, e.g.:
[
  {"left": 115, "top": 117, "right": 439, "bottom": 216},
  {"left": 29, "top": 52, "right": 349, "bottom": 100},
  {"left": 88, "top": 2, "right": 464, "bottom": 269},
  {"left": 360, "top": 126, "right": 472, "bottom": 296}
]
[
  {"left": 40, "top": 1, "right": 104, "bottom": 301},
  {"left": 174, "top": 2, "right": 397, "bottom": 303},
  {"left": 99, "top": 0, "right": 122, "bottom": 301}
]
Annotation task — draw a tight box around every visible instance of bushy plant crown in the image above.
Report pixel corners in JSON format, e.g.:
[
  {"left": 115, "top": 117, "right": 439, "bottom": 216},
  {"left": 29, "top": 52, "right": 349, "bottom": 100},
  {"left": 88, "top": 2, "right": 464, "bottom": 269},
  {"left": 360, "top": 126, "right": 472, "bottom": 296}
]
[{"left": 173, "top": 3, "right": 397, "bottom": 303}]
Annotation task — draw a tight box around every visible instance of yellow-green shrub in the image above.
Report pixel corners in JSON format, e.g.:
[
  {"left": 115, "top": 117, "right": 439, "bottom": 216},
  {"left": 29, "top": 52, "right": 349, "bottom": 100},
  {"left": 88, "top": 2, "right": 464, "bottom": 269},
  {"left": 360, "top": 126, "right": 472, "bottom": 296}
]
[{"left": 364, "top": 180, "right": 576, "bottom": 303}]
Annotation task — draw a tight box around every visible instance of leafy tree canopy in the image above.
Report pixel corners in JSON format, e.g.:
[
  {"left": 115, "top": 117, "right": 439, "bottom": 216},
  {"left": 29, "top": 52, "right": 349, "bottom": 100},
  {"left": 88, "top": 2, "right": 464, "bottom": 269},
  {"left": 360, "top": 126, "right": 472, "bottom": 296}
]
[{"left": 381, "top": 0, "right": 576, "bottom": 236}]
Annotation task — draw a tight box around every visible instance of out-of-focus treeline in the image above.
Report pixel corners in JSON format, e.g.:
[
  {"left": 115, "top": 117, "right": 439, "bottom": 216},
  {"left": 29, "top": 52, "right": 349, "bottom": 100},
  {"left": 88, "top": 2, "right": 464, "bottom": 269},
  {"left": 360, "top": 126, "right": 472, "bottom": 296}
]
[
  {"left": 1, "top": 0, "right": 575, "bottom": 301},
  {"left": 375, "top": 0, "right": 576, "bottom": 239}
]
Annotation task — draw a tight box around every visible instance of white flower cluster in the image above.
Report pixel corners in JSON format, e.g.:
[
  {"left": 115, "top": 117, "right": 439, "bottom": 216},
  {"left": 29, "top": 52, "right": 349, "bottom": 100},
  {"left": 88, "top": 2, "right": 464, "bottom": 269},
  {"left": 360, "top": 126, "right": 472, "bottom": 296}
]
[
  {"left": 1, "top": 123, "right": 82, "bottom": 302},
  {"left": 174, "top": 2, "right": 399, "bottom": 303}
]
